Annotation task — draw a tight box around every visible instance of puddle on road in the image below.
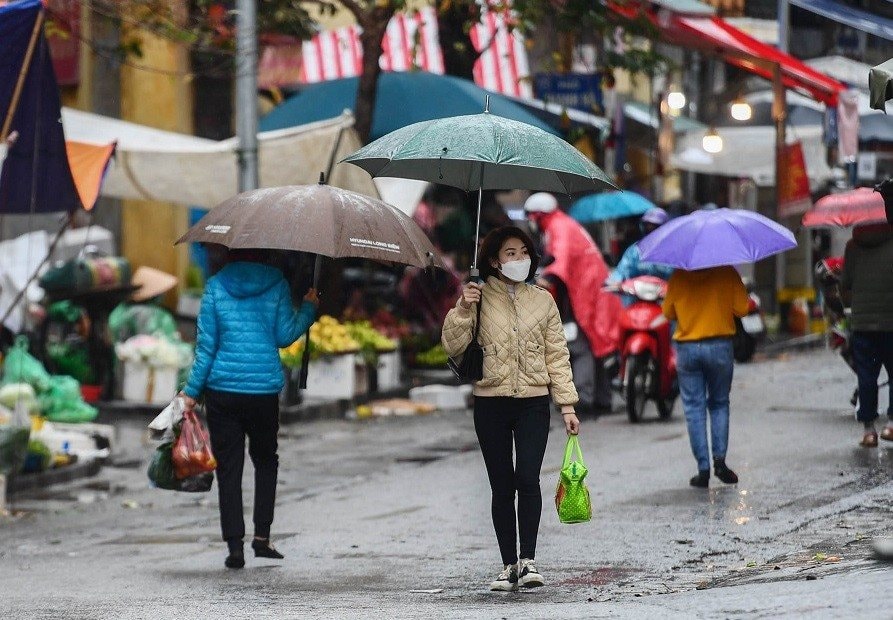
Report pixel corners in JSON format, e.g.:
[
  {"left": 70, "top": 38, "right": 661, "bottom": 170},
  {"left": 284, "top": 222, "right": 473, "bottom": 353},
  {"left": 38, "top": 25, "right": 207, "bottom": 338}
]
[
  {"left": 558, "top": 566, "right": 639, "bottom": 587},
  {"left": 363, "top": 505, "right": 425, "bottom": 521},
  {"left": 104, "top": 531, "right": 299, "bottom": 545}
]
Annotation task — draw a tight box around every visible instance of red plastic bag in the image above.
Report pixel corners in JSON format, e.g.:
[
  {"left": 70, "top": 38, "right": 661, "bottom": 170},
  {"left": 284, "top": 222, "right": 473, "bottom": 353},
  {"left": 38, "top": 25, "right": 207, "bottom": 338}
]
[{"left": 172, "top": 409, "right": 217, "bottom": 479}]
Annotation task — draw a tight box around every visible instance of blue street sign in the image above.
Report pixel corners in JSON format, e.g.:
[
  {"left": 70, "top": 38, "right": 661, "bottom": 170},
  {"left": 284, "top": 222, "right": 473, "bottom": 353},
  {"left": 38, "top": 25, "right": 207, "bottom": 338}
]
[{"left": 533, "top": 73, "right": 604, "bottom": 114}]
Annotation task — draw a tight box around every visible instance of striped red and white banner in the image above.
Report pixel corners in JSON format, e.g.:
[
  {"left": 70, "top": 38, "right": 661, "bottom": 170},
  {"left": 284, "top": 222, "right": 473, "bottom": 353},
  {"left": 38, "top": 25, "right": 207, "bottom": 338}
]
[{"left": 300, "top": 7, "right": 532, "bottom": 99}]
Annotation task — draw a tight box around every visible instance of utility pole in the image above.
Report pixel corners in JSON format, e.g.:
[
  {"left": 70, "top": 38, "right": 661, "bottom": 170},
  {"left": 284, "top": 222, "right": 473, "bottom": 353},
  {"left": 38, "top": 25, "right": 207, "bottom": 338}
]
[
  {"left": 777, "top": 0, "right": 789, "bottom": 55},
  {"left": 235, "top": 0, "right": 259, "bottom": 192}
]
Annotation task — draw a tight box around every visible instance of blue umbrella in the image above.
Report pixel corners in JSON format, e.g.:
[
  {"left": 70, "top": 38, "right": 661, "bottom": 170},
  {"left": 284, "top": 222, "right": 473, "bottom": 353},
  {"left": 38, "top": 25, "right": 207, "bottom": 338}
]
[
  {"left": 638, "top": 208, "right": 796, "bottom": 270},
  {"left": 569, "top": 191, "right": 656, "bottom": 223},
  {"left": 260, "top": 71, "right": 556, "bottom": 141}
]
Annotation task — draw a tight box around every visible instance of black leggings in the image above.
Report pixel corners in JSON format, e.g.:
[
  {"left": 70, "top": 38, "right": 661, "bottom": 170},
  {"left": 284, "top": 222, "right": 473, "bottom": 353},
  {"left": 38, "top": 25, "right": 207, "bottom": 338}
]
[
  {"left": 205, "top": 389, "right": 280, "bottom": 543},
  {"left": 474, "top": 395, "right": 551, "bottom": 566}
]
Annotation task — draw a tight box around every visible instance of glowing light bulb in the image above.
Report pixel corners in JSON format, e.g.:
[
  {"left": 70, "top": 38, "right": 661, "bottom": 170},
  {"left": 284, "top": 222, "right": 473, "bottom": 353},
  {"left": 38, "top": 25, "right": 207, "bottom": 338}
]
[
  {"left": 730, "top": 100, "right": 752, "bottom": 121},
  {"left": 702, "top": 127, "right": 723, "bottom": 154},
  {"left": 667, "top": 91, "right": 686, "bottom": 110}
]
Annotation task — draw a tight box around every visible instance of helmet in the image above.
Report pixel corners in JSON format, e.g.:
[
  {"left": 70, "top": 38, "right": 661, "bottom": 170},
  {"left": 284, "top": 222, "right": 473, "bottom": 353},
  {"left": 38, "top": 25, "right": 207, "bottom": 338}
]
[
  {"left": 641, "top": 207, "right": 669, "bottom": 226},
  {"left": 524, "top": 192, "right": 558, "bottom": 214}
]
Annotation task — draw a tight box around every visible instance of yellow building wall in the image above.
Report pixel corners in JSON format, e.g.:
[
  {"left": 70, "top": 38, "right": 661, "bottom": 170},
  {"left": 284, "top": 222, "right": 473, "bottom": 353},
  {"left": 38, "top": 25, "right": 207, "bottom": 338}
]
[{"left": 119, "top": 28, "right": 193, "bottom": 307}]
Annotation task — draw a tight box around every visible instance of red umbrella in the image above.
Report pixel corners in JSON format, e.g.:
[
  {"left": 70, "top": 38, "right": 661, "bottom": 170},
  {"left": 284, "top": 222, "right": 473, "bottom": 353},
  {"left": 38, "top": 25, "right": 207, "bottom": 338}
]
[{"left": 802, "top": 187, "right": 887, "bottom": 228}]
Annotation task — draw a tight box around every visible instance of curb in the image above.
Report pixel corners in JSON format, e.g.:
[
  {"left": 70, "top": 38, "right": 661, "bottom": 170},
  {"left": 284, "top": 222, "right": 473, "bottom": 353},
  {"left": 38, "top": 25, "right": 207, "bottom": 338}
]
[
  {"left": 759, "top": 333, "right": 826, "bottom": 357},
  {"left": 7, "top": 458, "right": 102, "bottom": 495},
  {"left": 280, "top": 386, "right": 413, "bottom": 423}
]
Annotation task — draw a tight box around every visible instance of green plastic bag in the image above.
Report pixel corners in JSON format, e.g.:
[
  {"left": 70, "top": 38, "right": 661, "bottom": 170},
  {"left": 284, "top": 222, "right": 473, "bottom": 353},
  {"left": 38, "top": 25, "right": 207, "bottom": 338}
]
[
  {"left": 555, "top": 435, "right": 592, "bottom": 524},
  {"left": 147, "top": 442, "right": 213, "bottom": 493},
  {"left": 40, "top": 376, "right": 98, "bottom": 423},
  {"left": 0, "top": 401, "right": 32, "bottom": 476},
  {"left": 2, "top": 336, "right": 50, "bottom": 392}
]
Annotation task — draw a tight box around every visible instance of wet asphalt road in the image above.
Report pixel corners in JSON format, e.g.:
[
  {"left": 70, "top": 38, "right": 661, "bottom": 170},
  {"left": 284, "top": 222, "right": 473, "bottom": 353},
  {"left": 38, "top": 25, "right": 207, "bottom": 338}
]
[{"left": 1, "top": 349, "right": 891, "bottom": 619}]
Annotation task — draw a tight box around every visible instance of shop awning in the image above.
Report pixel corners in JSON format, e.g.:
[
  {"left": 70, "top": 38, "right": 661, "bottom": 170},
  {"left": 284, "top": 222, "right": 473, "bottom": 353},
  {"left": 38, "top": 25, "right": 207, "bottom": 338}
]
[
  {"left": 671, "top": 125, "right": 832, "bottom": 189},
  {"left": 61, "top": 109, "right": 378, "bottom": 208},
  {"left": 610, "top": 4, "right": 845, "bottom": 106},
  {"left": 789, "top": 0, "right": 893, "bottom": 42}
]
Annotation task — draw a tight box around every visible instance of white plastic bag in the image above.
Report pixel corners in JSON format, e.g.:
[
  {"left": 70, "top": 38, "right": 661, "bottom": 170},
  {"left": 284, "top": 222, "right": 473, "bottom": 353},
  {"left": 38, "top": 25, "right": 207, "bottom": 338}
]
[{"left": 148, "top": 396, "right": 185, "bottom": 438}]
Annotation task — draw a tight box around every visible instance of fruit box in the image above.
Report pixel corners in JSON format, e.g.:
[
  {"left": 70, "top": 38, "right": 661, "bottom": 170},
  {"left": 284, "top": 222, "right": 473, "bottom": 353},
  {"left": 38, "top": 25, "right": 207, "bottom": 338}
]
[
  {"left": 303, "top": 353, "right": 363, "bottom": 400},
  {"left": 376, "top": 350, "right": 402, "bottom": 392},
  {"left": 122, "top": 362, "right": 178, "bottom": 405}
]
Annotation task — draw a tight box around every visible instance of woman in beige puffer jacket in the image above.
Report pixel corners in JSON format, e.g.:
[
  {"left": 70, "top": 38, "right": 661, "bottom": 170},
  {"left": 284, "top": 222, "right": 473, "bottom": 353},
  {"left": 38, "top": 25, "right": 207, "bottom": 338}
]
[{"left": 442, "top": 225, "right": 579, "bottom": 592}]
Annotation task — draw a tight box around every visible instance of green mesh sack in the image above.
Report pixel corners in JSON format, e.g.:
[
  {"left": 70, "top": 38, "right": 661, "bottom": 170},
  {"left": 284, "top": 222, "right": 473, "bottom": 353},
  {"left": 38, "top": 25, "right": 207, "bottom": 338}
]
[{"left": 555, "top": 435, "right": 592, "bottom": 524}]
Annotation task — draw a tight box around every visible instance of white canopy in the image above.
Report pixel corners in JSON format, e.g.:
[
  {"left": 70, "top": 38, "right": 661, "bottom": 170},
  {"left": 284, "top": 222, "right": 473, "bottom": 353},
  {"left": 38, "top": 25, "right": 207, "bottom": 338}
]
[
  {"left": 61, "top": 109, "right": 379, "bottom": 208},
  {"left": 671, "top": 125, "right": 832, "bottom": 189}
]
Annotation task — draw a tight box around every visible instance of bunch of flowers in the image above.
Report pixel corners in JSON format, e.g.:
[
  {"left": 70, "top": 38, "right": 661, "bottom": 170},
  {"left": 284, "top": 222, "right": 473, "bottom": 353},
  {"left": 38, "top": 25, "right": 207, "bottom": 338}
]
[{"left": 115, "top": 334, "right": 193, "bottom": 368}]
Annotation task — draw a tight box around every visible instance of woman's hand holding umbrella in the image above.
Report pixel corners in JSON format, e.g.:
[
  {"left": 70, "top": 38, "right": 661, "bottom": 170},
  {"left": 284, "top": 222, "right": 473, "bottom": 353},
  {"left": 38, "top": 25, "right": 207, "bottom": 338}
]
[
  {"left": 303, "top": 288, "right": 320, "bottom": 306},
  {"left": 458, "top": 282, "right": 482, "bottom": 309}
]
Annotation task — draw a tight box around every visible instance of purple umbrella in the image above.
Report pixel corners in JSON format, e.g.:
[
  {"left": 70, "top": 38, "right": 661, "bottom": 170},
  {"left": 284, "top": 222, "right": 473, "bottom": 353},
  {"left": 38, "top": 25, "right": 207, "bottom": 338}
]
[{"left": 638, "top": 208, "right": 797, "bottom": 270}]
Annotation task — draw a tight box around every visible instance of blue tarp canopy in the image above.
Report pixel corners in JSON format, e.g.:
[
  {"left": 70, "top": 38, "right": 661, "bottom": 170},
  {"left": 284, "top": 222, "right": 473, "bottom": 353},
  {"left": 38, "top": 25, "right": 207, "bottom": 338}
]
[
  {"left": 1, "top": 0, "right": 80, "bottom": 213},
  {"left": 260, "top": 71, "right": 558, "bottom": 141},
  {"left": 569, "top": 191, "right": 656, "bottom": 223},
  {"left": 790, "top": 0, "right": 893, "bottom": 42}
]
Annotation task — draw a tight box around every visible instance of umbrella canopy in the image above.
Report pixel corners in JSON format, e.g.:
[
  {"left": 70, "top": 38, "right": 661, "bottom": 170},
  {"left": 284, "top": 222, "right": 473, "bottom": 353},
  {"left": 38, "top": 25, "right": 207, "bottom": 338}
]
[
  {"left": 176, "top": 183, "right": 443, "bottom": 269},
  {"left": 802, "top": 187, "right": 887, "bottom": 228},
  {"left": 260, "top": 72, "right": 557, "bottom": 141},
  {"left": 569, "top": 191, "right": 655, "bottom": 223},
  {"left": 343, "top": 111, "right": 615, "bottom": 194},
  {"left": 1, "top": 0, "right": 80, "bottom": 213},
  {"left": 638, "top": 209, "right": 797, "bottom": 270},
  {"left": 870, "top": 58, "right": 893, "bottom": 112}
]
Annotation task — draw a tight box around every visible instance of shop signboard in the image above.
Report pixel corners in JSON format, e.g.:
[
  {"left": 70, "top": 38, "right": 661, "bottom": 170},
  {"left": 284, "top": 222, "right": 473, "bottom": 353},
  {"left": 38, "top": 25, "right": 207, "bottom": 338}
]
[
  {"left": 778, "top": 141, "right": 812, "bottom": 218},
  {"left": 533, "top": 72, "right": 604, "bottom": 114},
  {"left": 46, "top": 0, "right": 80, "bottom": 86}
]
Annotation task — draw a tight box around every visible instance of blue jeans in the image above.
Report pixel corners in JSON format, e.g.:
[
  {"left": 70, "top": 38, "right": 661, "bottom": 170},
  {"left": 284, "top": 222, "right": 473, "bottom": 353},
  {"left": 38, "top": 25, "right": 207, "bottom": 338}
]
[
  {"left": 676, "top": 338, "right": 734, "bottom": 471},
  {"left": 852, "top": 331, "right": 893, "bottom": 424}
]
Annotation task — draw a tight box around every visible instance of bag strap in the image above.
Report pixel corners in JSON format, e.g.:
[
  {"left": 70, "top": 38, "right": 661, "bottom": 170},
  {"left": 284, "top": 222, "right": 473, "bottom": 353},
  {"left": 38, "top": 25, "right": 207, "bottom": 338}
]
[
  {"left": 563, "top": 435, "right": 586, "bottom": 469},
  {"left": 471, "top": 294, "right": 483, "bottom": 342}
]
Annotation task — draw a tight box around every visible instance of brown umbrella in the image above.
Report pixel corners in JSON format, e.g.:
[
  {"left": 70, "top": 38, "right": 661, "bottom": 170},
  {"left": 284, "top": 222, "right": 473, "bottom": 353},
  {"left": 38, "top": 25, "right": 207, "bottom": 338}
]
[
  {"left": 176, "top": 179, "right": 442, "bottom": 389},
  {"left": 176, "top": 181, "right": 443, "bottom": 269}
]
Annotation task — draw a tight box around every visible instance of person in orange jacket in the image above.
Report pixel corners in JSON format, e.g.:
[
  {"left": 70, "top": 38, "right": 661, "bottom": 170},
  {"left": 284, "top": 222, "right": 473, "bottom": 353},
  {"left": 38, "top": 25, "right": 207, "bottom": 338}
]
[{"left": 663, "top": 266, "right": 749, "bottom": 488}]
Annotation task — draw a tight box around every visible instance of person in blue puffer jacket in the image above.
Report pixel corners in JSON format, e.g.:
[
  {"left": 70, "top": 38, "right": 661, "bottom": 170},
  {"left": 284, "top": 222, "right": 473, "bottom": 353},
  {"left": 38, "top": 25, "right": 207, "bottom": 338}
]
[{"left": 179, "top": 249, "right": 318, "bottom": 569}]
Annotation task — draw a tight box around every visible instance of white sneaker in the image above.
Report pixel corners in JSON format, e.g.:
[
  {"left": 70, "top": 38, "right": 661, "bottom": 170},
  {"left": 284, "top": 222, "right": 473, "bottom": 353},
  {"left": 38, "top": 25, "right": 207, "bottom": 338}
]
[
  {"left": 518, "top": 558, "right": 544, "bottom": 588},
  {"left": 489, "top": 564, "right": 519, "bottom": 591}
]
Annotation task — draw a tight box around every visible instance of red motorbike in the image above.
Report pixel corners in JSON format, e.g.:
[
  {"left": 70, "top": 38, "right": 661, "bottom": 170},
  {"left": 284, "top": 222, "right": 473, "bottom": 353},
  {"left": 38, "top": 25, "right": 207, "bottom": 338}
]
[{"left": 607, "top": 276, "right": 678, "bottom": 423}]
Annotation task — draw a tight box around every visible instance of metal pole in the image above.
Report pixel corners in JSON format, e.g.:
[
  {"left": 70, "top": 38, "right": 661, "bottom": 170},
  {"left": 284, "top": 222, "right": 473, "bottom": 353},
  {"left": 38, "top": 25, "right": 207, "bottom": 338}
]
[
  {"left": 773, "top": 64, "right": 787, "bottom": 298},
  {"left": 235, "top": 0, "right": 258, "bottom": 192},
  {"left": 777, "top": 0, "right": 790, "bottom": 53}
]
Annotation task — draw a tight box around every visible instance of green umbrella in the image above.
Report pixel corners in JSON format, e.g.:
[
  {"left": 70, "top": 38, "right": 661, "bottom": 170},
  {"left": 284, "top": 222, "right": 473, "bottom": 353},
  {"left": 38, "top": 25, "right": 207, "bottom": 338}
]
[
  {"left": 870, "top": 58, "right": 893, "bottom": 112},
  {"left": 343, "top": 101, "right": 615, "bottom": 275}
]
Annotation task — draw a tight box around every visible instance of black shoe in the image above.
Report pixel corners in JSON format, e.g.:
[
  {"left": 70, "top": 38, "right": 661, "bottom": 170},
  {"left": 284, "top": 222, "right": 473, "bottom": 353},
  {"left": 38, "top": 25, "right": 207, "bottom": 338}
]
[
  {"left": 252, "top": 539, "right": 285, "bottom": 559},
  {"left": 713, "top": 459, "right": 739, "bottom": 484},
  {"left": 225, "top": 549, "right": 245, "bottom": 569},
  {"left": 689, "top": 470, "right": 710, "bottom": 488}
]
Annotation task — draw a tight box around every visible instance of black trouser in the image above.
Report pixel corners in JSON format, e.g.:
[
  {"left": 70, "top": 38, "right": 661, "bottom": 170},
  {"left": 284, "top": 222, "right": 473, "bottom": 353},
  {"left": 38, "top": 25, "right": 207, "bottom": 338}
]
[
  {"left": 205, "top": 389, "right": 280, "bottom": 543},
  {"left": 474, "top": 395, "right": 551, "bottom": 566}
]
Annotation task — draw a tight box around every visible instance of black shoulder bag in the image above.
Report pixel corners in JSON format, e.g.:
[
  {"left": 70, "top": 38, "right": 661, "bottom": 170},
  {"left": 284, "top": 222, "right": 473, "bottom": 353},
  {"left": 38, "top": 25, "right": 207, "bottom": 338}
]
[{"left": 447, "top": 299, "right": 484, "bottom": 382}]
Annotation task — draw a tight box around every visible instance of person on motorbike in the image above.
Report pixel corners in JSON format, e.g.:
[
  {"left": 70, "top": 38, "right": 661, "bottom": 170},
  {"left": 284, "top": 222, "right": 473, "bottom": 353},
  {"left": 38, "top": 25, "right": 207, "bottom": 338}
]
[
  {"left": 607, "top": 208, "right": 675, "bottom": 304},
  {"left": 524, "top": 192, "right": 619, "bottom": 417}
]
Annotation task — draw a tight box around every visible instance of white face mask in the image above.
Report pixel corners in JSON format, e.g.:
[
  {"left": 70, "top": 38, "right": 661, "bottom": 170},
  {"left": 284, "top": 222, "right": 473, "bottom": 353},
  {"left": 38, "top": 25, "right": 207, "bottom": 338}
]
[{"left": 500, "top": 258, "right": 531, "bottom": 283}]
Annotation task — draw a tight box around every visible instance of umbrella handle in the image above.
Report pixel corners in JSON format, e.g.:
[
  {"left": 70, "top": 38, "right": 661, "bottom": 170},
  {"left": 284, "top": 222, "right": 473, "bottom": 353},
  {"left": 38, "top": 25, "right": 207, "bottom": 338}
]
[{"left": 299, "top": 255, "right": 323, "bottom": 390}]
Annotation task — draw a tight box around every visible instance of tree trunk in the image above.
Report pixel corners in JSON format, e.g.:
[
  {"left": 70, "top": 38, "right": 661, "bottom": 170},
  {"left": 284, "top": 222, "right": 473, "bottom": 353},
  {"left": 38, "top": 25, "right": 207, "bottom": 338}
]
[
  {"left": 354, "top": 11, "right": 392, "bottom": 143},
  {"left": 437, "top": 5, "right": 479, "bottom": 80}
]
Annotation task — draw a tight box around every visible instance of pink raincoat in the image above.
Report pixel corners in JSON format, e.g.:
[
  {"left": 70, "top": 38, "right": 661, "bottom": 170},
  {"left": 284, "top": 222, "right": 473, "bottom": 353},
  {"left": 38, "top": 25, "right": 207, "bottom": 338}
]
[{"left": 537, "top": 210, "right": 620, "bottom": 357}]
